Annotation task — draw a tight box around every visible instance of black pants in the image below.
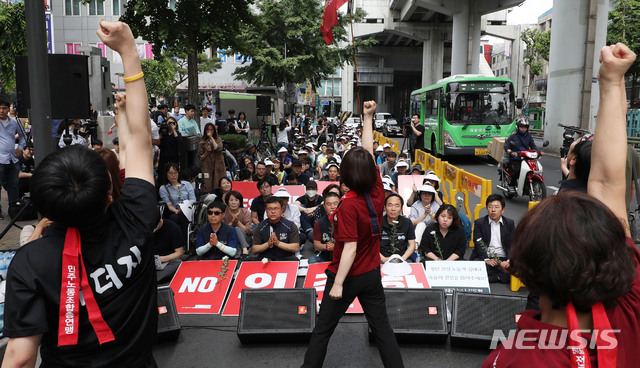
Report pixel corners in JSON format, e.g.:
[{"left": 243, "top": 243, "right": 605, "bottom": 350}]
[
  {"left": 302, "top": 268, "right": 404, "bottom": 368},
  {"left": 510, "top": 160, "right": 522, "bottom": 186}
]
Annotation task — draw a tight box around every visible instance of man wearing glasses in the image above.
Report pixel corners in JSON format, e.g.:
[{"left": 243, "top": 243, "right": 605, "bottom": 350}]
[
  {"left": 251, "top": 196, "right": 300, "bottom": 261},
  {"left": 196, "top": 201, "right": 238, "bottom": 260}
]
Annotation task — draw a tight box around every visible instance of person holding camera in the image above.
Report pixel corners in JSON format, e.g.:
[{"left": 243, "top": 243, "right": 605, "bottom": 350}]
[
  {"left": 158, "top": 116, "right": 182, "bottom": 186},
  {"left": 57, "top": 119, "right": 90, "bottom": 148},
  {"left": 408, "top": 113, "right": 425, "bottom": 153}
]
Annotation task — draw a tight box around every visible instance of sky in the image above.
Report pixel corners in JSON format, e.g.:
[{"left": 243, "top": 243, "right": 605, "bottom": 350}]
[{"left": 506, "top": 0, "right": 554, "bottom": 25}]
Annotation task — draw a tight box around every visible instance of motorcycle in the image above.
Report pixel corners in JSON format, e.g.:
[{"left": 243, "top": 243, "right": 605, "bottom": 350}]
[{"left": 496, "top": 141, "right": 549, "bottom": 202}]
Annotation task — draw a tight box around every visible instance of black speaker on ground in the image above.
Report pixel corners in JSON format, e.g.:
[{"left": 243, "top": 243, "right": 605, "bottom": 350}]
[
  {"left": 256, "top": 95, "right": 271, "bottom": 116},
  {"left": 237, "top": 288, "right": 316, "bottom": 344},
  {"left": 157, "top": 286, "right": 181, "bottom": 340},
  {"left": 15, "top": 54, "right": 90, "bottom": 119},
  {"left": 369, "top": 289, "right": 448, "bottom": 344},
  {"left": 450, "top": 291, "right": 527, "bottom": 349}
]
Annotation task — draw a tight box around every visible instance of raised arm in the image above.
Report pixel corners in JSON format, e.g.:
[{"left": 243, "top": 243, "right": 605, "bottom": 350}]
[
  {"left": 588, "top": 43, "right": 636, "bottom": 236},
  {"left": 97, "top": 21, "right": 153, "bottom": 184},
  {"left": 361, "top": 101, "right": 376, "bottom": 157}
]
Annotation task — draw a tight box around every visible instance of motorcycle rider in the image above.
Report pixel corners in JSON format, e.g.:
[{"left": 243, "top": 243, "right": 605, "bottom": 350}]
[{"left": 504, "top": 118, "right": 539, "bottom": 191}]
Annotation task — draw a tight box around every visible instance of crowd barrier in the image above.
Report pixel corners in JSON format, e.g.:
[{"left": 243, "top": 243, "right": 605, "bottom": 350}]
[
  {"left": 373, "top": 131, "right": 400, "bottom": 155},
  {"left": 411, "top": 149, "right": 492, "bottom": 247}
]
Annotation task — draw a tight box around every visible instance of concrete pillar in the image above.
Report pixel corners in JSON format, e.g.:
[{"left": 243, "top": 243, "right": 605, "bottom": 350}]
[
  {"left": 422, "top": 29, "right": 444, "bottom": 86},
  {"left": 341, "top": 63, "right": 355, "bottom": 114},
  {"left": 588, "top": 0, "right": 610, "bottom": 132},
  {"left": 470, "top": 9, "right": 482, "bottom": 74},
  {"left": 451, "top": 4, "right": 469, "bottom": 75},
  {"left": 545, "top": 0, "right": 590, "bottom": 151},
  {"left": 377, "top": 58, "right": 387, "bottom": 112}
]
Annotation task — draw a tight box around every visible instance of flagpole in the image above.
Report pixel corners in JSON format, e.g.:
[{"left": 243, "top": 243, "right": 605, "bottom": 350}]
[{"left": 347, "top": 0, "right": 362, "bottom": 119}]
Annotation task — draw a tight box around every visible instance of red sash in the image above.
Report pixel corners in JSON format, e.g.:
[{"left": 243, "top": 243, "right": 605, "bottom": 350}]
[
  {"left": 58, "top": 227, "right": 115, "bottom": 346},
  {"left": 566, "top": 301, "right": 617, "bottom": 368}
]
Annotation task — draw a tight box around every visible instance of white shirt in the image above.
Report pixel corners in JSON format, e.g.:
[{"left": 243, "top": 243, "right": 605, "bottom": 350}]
[
  {"left": 488, "top": 217, "right": 506, "bottom": 258},
  {"left": 277, "top": 126, "right": 291, "bottom": 144}
]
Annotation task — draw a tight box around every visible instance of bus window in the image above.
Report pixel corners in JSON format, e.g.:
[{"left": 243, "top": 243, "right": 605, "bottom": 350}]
[{"left": 448, "top": 91, "right": 513, "bottom": 125}]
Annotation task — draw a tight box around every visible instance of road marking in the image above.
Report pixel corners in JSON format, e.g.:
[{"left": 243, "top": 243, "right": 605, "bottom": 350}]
[{"left": 547, "top": 186, "right": 558, "bottom": 192}]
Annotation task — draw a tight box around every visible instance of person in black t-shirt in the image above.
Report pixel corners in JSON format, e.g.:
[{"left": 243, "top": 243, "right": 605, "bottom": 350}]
[
  {"left": 250, "top": 178, "right": 274, "bottom": 225},
  {"left": 309, "top": 192, "right": 339, "bottom": 264},
  {"left": 2, "top": 21, "right": 159, "bottom": 368},
  {"left": 214, "top": 111, "right": 228, "bottom": 135},
  {"left": 17, "top": 141, "right": 35, "bottom": 198},
  {"left": 152, "top": 218, "right": 184, "bottom": 283},
  {"left": 409, "top": 113, "right": 425, "bottom": 152}
]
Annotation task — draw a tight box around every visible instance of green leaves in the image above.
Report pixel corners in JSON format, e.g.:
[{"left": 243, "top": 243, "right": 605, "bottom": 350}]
[
  {"left": 608, "top": 0, "right": 640, "bottom": 100},
  {"left": 0, "top": 2, "right": 26, "bottom": 94},
  {"left": 232, "top": 0, "right": 375, "bottom": 89}
]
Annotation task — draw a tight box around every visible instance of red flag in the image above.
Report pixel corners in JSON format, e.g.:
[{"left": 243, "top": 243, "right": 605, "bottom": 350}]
[{"left": 321, "top": 0, "right": 348, "bottom": 45}]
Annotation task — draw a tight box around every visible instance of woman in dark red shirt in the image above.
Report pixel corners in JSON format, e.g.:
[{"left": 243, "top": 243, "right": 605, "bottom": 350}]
[
  {"left": 302, "top": 101, "right": 404, "bottom": 368},
  {"left": 484, "top": 43, "right": 638, "bottom": 368}
]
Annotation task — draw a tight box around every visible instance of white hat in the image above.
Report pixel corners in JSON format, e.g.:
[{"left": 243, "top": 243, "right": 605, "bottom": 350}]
[
  {"left": 382, "top": 177, "right": 394, "bottom": 188},
  {"left": 273, "top": 188, "right": 291, "bottom": 198},
  {"left": 383, "top": 143, "right": 391, "bottom": 148},
  {"left": 306, "top": 143, "right": 315, "bottom": 149},
  {"left": 278, "top": 147, "right": 288, "bottom": 153},
  {"left": 375, "top": 146, "right": 384, "bottom": 152},
  {"left": 417, "top": 184, "right": 437, "bottom": 195},
  {"left": 383, "top": 182, "right": 392, "bottom": 191},
  {"left": 396, "top": 161, "right": 409, "bottom": 168},
  {"left": 298, "top": 150, "right": 308, "bottom": 155},
  {"left": 264, "top": 159, "right": 274, "bottom": 166},
  {"left": 424, "top": 171, "right": 441, "bottom": 182},
  {"left": 326, "top": 162, "right": 340, "bottom": 170}
]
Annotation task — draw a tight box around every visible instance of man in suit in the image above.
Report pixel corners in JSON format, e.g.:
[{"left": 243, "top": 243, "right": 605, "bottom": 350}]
[{"left": 471, "top": 194, "right": 515, "bottom": 284}]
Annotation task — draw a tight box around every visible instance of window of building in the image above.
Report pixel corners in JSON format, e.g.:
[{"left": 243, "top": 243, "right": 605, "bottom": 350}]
[
  {"left": 113, "top": 0, "right": 120, "bottom": 15},
  {"left": 235, "top": 53, "right": 251, "bottom": 63},
  {"left": 505, "top": 67, "right": 508, "bottom": 75},
  {"left": 88, "top": 0, "right": 104, "bottom": 15},
  {"left": 65, "top": 0, "right": 80, "bottom": 15}
]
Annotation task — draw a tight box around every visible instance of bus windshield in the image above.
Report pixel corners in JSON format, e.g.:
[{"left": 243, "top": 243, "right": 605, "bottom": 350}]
[{"left": 445, "top": 82, "right": 514, "bottom": 126}]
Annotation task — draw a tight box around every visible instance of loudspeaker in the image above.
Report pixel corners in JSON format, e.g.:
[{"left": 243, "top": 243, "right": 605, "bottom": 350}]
[
  {"left": 369, "top": 289, "right": 448, "bottom": 344},
  {"left": 237, "top": 288, "right": 316, "bottom": 344},
  {"left": 256, "top": 95, "right": 271, "bottom": 116},
  {"left": 450, "top": 291, "right": 527, "bottom": 349},
  {"left": 15, "top": 54, "right": 91, "bottom": 119},
  {"left": 157, "top": 286, "right": 181, "bottom": 340}
]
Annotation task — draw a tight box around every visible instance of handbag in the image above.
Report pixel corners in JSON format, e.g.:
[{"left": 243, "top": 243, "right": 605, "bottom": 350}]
[{"left": 628, "top": 147, "right": 640, "bottom": 243}]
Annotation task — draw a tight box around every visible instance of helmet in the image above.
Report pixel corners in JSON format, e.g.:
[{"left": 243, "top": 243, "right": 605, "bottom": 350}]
[{"left": 516, "top": 118, "right": 530, "bottom": 128}]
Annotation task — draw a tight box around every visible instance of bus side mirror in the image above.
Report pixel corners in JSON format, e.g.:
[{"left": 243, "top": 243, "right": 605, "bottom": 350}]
[{"left": 516, "top": 99, "right": 524, "bottom": 109}]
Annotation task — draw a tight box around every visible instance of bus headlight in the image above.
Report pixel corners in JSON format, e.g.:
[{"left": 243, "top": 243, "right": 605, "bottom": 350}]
[{"left": 444, "top": 131, "right": 456, "bottom": 147}]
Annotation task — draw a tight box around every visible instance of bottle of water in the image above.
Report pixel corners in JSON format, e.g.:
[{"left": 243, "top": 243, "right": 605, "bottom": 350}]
[
  {"left": 0, "top": 253, "right": 8, "bottom": 280},
  {"left": 415, "top": 251, "right": 421, "bottom": 263}
]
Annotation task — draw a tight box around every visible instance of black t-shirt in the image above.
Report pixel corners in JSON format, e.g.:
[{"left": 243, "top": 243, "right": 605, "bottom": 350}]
[
  {"left": 153, "top": 218, "right": 184, "bottom": 256},
  {"left": 380, "top": 216, "right": 416, "bottom": 257},
  {"left": 297, "top": 194, "right": 323, "bottom": 209},
  {"left": 250, "top": 195, "right": 267, "bottom": 222},
  {"left": 414, "top": 124, "right": 426, "bottom": 151},
  {"left": 18, "top": 154, "right": 35, "bottom": 196},
  {"left": 4, "top": 178, "right": 159, "bottom": 368},
  {"left": 215, "top": 118, "right": 228, "bottom": 135}
]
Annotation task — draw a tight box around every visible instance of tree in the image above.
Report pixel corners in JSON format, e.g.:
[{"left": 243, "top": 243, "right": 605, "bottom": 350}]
[
  {"left": 232, "top": 0, "right": 375, "bottom": 111},
  {"left": 121, "top": 0, "right": 252, "bottom": 106},
  {"left": 608, "top": 0, "right": 640, "bottom": 104},
  {"left": 141, "top": 52, "right": 221, "bottom": 102},
  {"left": 520, "top": 28, "right": 550, "bottom": 114},
  {"left": 0, "top": 2, "right": 26, "bottom": 97}
]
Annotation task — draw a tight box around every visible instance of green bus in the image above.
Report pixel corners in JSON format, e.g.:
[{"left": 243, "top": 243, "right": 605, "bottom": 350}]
[{"left": 410, "top": 75, "right": 516, "bottom": 156}]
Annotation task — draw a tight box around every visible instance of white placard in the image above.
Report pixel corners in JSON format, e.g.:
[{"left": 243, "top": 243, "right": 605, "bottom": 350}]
[{"left": 424, "top": 261, "right": 490, "bottom": 294}]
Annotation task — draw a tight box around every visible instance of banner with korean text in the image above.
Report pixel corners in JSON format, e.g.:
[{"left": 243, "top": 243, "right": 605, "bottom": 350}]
[
  {"left": 169, "top": 260, "right": 238, "bottom": 314},
  {"left": 221, "top": 261, "right": 299, "bottom": 316}
]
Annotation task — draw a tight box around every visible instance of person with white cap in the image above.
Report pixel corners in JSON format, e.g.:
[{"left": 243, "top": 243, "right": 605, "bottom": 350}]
[
  {"left": 408, "top": 170, "right": 444, "bottom": 207},
  {"left": 382, "top": 176, "right": 396, "bottom": 193},
  {"left": 409, "top": 184, "right": 440, "bottom": 243},
  {"left": 277, "top": 146, "right": 292, "bottom": 170},
  {"left": 376, "top": 143, "right": 392, "bottom": 165},
  {"left": 270, "top": 158, "right": 285, "bottom": 185},
  {"left": 320, "top": 162, "right": 341, "bottom": 182},
  {"left": 391, "top": 160, "right": 409, "bottom": 187}
]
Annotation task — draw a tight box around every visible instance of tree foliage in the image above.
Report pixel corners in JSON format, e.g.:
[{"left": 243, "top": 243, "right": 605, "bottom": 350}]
[
  {"left": 520, "top": 28, "right": 550, "bottom": 111},
  {"left": 233, "top": 0, "right": 375, "bottom": 90},
  {"left": 121, "top": 0, "right": 252, "bottom": 106},
  {"left": 0, "top": 2, "right": 26, "bottom": 96},
  {"left": 141, "top": 52, "right": 221, "bottom": 101},
  {"left": 608, "top": 0, "right": 640, "bottom": 102}
]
